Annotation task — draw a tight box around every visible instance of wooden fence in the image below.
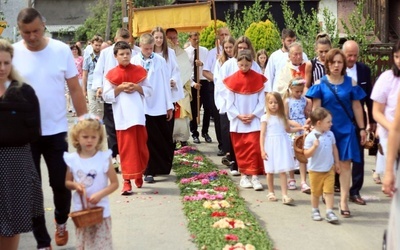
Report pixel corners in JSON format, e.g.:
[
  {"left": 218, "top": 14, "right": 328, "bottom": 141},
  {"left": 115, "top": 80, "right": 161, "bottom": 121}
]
[{"left": 364, "top": 0, "right": 389, "bottom": 43}]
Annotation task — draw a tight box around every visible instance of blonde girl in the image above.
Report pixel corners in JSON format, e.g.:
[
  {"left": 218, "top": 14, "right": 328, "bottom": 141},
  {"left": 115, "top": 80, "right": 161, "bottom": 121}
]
[
  {"left": 256, "top": 49, "right": 268, "bottom": 74},
  {"left": 260, "top": 92, "right": 303, "bottom": 204},
  {"left": 64, "top": 114, "right": 118, "bottom": 250},
  {"left": 284, "top": 77, "right": 312, "bottom": 193}
]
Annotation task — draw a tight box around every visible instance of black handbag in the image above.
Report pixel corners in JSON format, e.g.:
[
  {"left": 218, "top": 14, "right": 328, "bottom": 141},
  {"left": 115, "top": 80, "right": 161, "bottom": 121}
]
[{"left": 0, "top": 82, "right": 41, "bottom": 147}]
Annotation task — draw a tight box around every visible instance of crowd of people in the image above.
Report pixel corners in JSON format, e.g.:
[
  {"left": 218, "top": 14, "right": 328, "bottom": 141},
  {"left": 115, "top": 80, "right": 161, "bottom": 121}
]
[{"left": 0, "top": 6, "right": 399, "bottom": 250}]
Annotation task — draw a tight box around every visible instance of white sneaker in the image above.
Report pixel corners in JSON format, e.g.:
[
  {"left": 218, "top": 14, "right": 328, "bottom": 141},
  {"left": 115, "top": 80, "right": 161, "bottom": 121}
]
[
  {"left": 251, "top": 176, "right": 263, "bottom": 191},
  {"left": 230, "top": 170, "right": 240, "bottom": 176},
  {"left": 240, "top": 175, "right": 252, "bottom": 188}
]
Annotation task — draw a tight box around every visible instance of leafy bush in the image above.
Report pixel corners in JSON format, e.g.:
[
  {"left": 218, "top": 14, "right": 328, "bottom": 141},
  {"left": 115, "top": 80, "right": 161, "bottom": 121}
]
[
  {"left": 244, "top": 20, "right": 281, "bottom": 54},
  {"left": 225, "top": 0, "right": 275, "bottom": 39},
  {"left": 199, "top": 20, "right": 227, "bottom": 50}
]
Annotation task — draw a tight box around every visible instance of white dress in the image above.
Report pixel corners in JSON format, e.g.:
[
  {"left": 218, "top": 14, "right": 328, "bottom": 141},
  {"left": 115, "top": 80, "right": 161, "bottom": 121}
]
[{"left": 261, "top": 114, "right": 295, "bottom": 174}]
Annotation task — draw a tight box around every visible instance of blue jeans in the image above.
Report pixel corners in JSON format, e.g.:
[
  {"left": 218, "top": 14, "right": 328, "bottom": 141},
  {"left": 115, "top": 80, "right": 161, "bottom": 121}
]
[{"left": 31, "top": 132, "right": 71, "bottom": 248}]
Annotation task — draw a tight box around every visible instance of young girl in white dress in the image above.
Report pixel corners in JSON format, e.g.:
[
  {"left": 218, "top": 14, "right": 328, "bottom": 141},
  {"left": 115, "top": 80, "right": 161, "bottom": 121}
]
[
  {"left": 283, "top": 77, "right": 312, "bottom": 193},
  {"left": 64, "top": 114, "right": 119, "bottom": 250},
  {"left": 260, "top": 92, "right": 303, "bottom": 204}
]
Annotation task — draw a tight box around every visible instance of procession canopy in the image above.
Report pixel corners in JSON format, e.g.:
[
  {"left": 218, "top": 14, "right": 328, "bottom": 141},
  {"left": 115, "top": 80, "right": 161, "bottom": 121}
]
[{"left": 132, "top": 2, "right": 212, "bottom": 37}]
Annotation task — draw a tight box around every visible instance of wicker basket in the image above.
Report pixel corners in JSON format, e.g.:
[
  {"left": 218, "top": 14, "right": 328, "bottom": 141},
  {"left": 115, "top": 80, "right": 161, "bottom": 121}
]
[
  {"left": 294, "top": 134, "right": 308, "bottom": 164},
  {"left": 69, "top": 193, "right": 103, "bottom": 228}
]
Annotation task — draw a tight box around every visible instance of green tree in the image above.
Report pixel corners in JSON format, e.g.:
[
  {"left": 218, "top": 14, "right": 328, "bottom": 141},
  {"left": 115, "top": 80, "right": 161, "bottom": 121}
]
[
  {"left": 244, "top": 20, "right": 281, "bottom": 54},
  {"left": 199, "top": 20, "right": 227, "bottom": 50},
  {"left": 281, "top": 0, "right": 339, "bottom": 58},
  {"left": 75, "top": 0, "right": 122, "bottom": 42},
  {"left": 225, "top": 0, "right": 275, "bottom": 39}
]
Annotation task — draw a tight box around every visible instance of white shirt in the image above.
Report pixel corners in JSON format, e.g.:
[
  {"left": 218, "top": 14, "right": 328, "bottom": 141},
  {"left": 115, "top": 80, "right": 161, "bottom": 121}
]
[
  {"left": 102, "top": 65, "right": 152, "bottom": 130},
  {"left": 304, "top": 130, "right": 336, "bottom": 172},
  {"left": 13, "top": 38, "right": 78, "bottom": 136},
  {"left": 156, "top": 48, "right": 184, "bottom": 103},
  {"left": 131, "top": 53, "right": 174, "bottom": 116},
  {"left": 217, "top": 58, "right": 263, "bottom": 113},
  {"left": 346, "top": 65, "right": 358, "bottom": 82},
  {"left": 185, "top": 45, "right": 208, "bottom": 83},
  {"left": 203, "top": 46, "right": 222, "bottom": 77},
  {"left": 92, "top": 45, "right": 139, "bottom": 91},
  {"left": 264, "top": 49, "right": 308, "bottom": 92}
]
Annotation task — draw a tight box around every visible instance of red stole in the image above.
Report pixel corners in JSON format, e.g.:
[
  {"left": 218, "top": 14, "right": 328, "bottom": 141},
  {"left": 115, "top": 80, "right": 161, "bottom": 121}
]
[
  {"left": 223, "top": 69, "right": 266, "bottom": 94},
  {"left": 106, "top": 63, "right": 147, "bottom": 86},
  {"left": 290, "top": 63, "right": 306, "bottom": 79}
]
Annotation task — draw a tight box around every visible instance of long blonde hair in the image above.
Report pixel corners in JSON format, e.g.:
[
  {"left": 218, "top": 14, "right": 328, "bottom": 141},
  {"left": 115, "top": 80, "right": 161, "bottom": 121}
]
[
  {"left": 265, "top": 92, "right": 288, "bottom": 127},
  {"left": 0, "top": 39, "right": 24, "bottom": 86}
]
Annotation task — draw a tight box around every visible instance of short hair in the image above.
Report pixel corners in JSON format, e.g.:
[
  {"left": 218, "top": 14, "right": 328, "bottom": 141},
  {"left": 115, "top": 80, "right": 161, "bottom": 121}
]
[
  {"left": 69, "top": 44, "right": 82, "bottom": 56},
  {"left": 315, "top": 32, "right": 332, "bottom": 48},
  {"left": 166, "top": 28, "right": 178, "bottom": 35},
  {"left": 236, "top": 49, "right": 253, "bottom": 62},
  {"left": 288, "top": 42, "right": 303, "bottom": 54},
  {"left": 115, "top": 28, "right": 130, "bottom": 40},
  {"left": 392, "top": 40, "right": 400, "bottom": 77},
  {"left": 324, "top": 48, "right": 347, "bottom": 76},
  {"left": 69, "top": 116, "right": 105, "bottom": 153},
  {"left": 281, "top": 28, "right": 296, "bottom": 40},
  {"left": 113, "top": 41, "right": 131, "bottom": 56},
  {"left": 17, "top": 7, "right": 44, "bottom": 24},
  {"left": 140, "top": 33, "right": 155, "bottom": 45},
  {"left": 91, "top": 35, "right": 104, "bottom": 44},
  {"left": 233, "top": 36, "right": 255, "bottom": 58},
  {"left": 309, "top": 107, "right": 332, "bottom": 126},
  {"left": 188, "top": 32, "right": 200, "bottom": 37}
]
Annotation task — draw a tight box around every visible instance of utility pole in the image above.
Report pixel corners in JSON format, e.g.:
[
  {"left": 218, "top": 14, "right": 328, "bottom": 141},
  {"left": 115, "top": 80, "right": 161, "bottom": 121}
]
[{"left": 105, "top": 0, "right": 115, "bottom": 41}]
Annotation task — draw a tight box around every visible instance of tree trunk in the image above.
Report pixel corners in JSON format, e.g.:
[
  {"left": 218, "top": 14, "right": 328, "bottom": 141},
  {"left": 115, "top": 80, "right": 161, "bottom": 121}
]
[{"left": 105, "top": 0, "right": 115, "bottom": 41}]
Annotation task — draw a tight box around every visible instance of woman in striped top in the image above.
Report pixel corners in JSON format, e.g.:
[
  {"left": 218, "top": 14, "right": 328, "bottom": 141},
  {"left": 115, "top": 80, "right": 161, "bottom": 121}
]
[{"left": 304, "top": 33, "right": 332, "bottom": 92}]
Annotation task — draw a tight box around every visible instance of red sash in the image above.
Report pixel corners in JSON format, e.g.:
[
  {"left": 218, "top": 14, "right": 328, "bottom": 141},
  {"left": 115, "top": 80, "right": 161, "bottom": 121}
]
[
  {"left": 223, "top": 69, "right": 266, "bottom": 95},
  {"left": 106, "top": 64, "right": 147, "bottom": 86}
]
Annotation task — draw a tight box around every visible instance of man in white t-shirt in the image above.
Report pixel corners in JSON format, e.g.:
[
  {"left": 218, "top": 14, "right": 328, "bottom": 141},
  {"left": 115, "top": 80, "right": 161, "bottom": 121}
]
[
  {"left": 264, "top": 28, "right": 308, "bottom": 92},
  {"left": 13, "top": 8, "right": 87, "bottom": 249}
]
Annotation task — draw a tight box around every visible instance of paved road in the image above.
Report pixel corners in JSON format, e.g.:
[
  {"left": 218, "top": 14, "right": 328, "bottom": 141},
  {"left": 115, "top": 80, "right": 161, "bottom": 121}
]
[{"left": 19, "top": 117, "right": 390, "bottom": 249}]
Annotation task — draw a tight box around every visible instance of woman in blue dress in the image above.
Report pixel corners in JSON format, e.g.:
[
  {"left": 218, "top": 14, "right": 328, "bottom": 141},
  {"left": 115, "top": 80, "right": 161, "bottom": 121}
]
[{"left": 306, "top": 48, "right": 366, "bottom": 218}]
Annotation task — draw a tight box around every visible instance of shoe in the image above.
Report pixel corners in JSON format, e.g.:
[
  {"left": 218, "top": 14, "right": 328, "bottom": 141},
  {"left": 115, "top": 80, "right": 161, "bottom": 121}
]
[
  {"left": 372, "top": 170, "right": 382, "bottom": 184},
  {"left": 239, "top": 175, "right": 252, "bottom": 188},
  {"left": 251, "top": 176, "right": 263, "bottom": 191},
  {"left": 121, "top": 180, "right": 133, "bottom": 195},
  {"left": 294, "top": 169, "right": 300, "bottom": 174},
  {"left": 334, "top": 185, "right": 340, "bottom": 193},
  {"left": 282, "top": 195, "right": 294, "bottom": 205},
  {"left": 180, "top": 141, "right": 188, "bottom": 147},
  {"left": 338, "top": 202, "right": 351, "bottom": 218},
  {"left": 349, "top": 195, "right": 366, "bottom": 205},
  {"left": 266, "top": 192, "right": 277, "bottom": 202},
  {"left": 221, "top": 156, "right": 234, "bottom": 167},
  {"left": 134, "top": 178, "right": 143, "bottom": 188},
  {"left": 202, "top": 133, "right": 212, "bottom": 143},
  {"left": 325, "top": 211, "right": 339, "bottom": 224},
  {"left": 311, "top": 209, "right": 322, "bottom": 221},
  {"left": 144, "top": 175, "right": 155, "bottom": 183},
  {"left": 217, "top": 149, "right": 225, "bottom": 156},
  {"left": 192, "top": 136, "right": 201, "bottom": 144},
  {"left": 287, "top": 179, "right": 297, "bottom": 190},
  {"left": 38, "top": 247, "right": 52, "bottom": 250},
  {"left": 55, "top": 223, "right": 68, "bottom": 246},
  {"left": 230, "top": 170, "right": 240, "bottom": 176},
  {"left": 301, "top": 182, "right": 311, "bottom": 194}
]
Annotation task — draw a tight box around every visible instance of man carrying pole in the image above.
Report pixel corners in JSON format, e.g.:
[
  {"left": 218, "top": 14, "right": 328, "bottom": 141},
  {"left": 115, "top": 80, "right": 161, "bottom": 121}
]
[{"left": 185, "top": 32, "right": 210, "bottom": 144}]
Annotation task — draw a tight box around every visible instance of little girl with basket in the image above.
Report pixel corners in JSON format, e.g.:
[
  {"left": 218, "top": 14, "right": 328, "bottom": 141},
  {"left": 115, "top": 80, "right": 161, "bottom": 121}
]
[{"left": 64, "top": 114, "right": 119, "bottom": 249}]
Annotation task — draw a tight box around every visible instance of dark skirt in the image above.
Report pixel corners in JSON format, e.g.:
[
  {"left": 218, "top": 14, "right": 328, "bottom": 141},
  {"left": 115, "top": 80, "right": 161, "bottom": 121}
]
[{"left": 0, "top": 145, "right": 44, "bottom": 237}]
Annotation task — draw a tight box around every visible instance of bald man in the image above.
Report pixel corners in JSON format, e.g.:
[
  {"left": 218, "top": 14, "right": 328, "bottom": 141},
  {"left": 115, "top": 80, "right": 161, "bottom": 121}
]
[{"left": 342, "top": 40, "right": 375, "bottom": 206}]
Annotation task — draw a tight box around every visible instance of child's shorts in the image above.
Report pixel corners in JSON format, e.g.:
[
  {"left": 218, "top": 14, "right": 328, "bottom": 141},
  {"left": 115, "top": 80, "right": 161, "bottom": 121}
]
[{"left": 309, "top": 167, "right": 335, "bottom": 197}]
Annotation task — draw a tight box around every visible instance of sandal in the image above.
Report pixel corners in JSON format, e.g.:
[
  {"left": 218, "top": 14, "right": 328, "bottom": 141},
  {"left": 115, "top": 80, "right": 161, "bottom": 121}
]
[
  {"left": 372, "top": 170, "right": 382, "bottom": 184},
  {"left": 287, "top": 179, "right": 297, "bottom": 190},
  {"left": 301, "top": 182, "right": 311, "bottom": 194},
  {"left": 282, "top": 195, "right": 294, "bottom": 205},
  {"left": 338, "top": 202, "right": 351, "bottom": 218},
  {"left": 266, "top": 192, "right": 277, "bottom": 202}
]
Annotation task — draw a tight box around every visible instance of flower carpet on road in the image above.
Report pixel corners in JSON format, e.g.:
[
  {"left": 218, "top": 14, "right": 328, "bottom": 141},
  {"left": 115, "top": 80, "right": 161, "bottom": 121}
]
[{"left": 173, "top": 146, "right": 273, "bottom": 250}]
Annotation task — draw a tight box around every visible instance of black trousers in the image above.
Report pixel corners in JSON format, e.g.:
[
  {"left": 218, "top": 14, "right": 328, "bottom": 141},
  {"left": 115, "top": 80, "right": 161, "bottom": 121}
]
[
  {"left": 208, "top": 82, "right": 222, "bottom": 149},
  {"left": 31, "top": 132, "right": 71, "bottom": 248},
  {"left": 350, "top": 131, "right": 365, "bottom": 196},
  {"left": 220, "top": 113, "right": 238, "bottom": 171},
  {"left": 190, "top": 80, "right": 211, "bottom": 137},
  {"left": 103, "top": 103, "right": 118, "bottom": 158}
]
